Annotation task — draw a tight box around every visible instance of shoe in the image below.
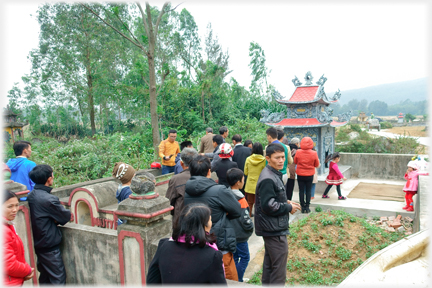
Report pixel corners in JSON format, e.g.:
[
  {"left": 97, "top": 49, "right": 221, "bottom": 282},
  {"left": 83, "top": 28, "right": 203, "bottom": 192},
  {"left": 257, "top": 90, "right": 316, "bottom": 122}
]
[
  {"left": 338, "top": 196, "right": 347, "bottom": 200},
  {"left": 402, "top": 205, "right": 409, "bottom": 210},
  {"left": 322, "top": 195, "right": 330, "bottom": 198},
  {"left": 243, "top": 278, "right": 250, "bottom": 283},
  {"left": 301, "top": 208, "right": 307, "bottom": 214},
  {"left": 406, "top": 206, "right": 414, "bottom": 212},
  {"left": 311, "top": 197, "right": 315, "bottom": 200},
  {"left": 306, "top": 208, "right": 311, "bottom": 213}
]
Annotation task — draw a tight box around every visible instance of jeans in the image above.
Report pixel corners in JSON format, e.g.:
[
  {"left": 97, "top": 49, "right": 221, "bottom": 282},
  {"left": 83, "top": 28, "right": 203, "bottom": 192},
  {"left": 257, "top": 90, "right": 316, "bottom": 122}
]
[
  {"left": 311, "top": 183, "right": 316, "bottom": 198},
  {"left": 297, "top": 175, "right": 313, "bottom": 209},
  {"left": 161, "top": 165, "right": 175, "bottom": 175},
  {"left": 233, "top": 242, "right": 250, "bottom": 282}
]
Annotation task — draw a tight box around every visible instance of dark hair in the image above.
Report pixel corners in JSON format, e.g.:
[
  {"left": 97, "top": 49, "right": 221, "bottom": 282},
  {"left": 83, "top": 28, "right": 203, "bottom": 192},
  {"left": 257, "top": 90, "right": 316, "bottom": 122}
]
[
  {"left": 29, "top": 164, "right": 53, "bottom": 185},
  {"left": 219, "top": 126, "right": 228, "bottom": 135},
  {"left": 172, "top": 203, "right": 216, "bottom": 248},
  {"left": 168, "top": 129, "right": 177, "bottom": 134},
  {"left": 266, "top": 143, "right": 285, "bottom": 158},
  {"left": 252, "top": 142, "right": 264, "bottom": 156},
  {"left": 206, "top": 127, "right": 213, "bottom": 133},
  {"left": 277, "top": 129, "right": 284, "bottom": 140},
  {"left": 180, "top": 140, "right": 193, "bottom": 151},
  {"left": 189, "top": 155, "right": 211, "bottom": 177},
  {"left": 226, "top": 168, "right": 244, "bottom": 187},
  {"left": 13, "top": 141, "right": 31, "bottom": 156},
  {"left": 212, "top": 135, "right": 224, "bottom": 146},
  {"left": 243, "top": 140, "right": 253, "bottom": 147},
  {"left": 231, "top": 134, "right": 242, "bottom": 143},
  {"left": 325, "top": 152, "right": 340, "bottom": 163},
  {"left": 266, "top": 127, "right": 278, "bottom": 139},
  {"left": 4, "top": 190, "right": 19, "bottom": 203}
]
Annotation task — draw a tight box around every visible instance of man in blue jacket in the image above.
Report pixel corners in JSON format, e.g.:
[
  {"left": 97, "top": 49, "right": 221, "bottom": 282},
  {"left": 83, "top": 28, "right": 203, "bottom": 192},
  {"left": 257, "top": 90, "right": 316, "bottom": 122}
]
[{"left": 6, "top": 141, "right": 36, "bottom": 191}]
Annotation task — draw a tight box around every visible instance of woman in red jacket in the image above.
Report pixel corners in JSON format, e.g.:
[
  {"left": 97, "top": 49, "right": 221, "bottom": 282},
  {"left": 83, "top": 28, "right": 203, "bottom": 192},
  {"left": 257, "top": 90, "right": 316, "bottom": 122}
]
[
  {"left": 3, "top": 190, "right": 34, "bottom": 286},
  {"left": 294, "top": 137, "right": 320, "bottom": 214}
]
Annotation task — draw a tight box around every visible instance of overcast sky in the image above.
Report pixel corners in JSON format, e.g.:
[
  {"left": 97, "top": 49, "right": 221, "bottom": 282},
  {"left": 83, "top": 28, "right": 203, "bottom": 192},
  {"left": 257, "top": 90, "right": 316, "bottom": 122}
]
[{"left": 0, "top": 0, "right": 430, "bottom": 108}]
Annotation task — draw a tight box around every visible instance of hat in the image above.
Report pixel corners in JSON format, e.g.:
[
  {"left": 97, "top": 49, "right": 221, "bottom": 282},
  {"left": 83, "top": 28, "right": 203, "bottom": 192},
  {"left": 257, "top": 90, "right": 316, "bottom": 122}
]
[
  {"left": 112, "top": 162, "right": 136, "bottom": 184},
  {"left": 218, "top": 143, "right": 234, "bottom": 159},
  {"left": 150, "top": 162, "right": 161, "bottom": 169},
  {"left": 407, "top": 161, "right": 419, "bottom": 170}
]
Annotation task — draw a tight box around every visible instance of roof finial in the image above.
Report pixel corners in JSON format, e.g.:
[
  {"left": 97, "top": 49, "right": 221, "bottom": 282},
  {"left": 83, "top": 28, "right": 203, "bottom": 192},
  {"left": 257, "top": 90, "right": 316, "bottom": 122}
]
[
  {"left": 316, "top": 74, "right": 327, "bottom": 86},
  {"left": 304, "top": 71, "right": 313, "bottom": 85},
  {"left": 292, "top": 76, "right": 302, "bottom": 87}
]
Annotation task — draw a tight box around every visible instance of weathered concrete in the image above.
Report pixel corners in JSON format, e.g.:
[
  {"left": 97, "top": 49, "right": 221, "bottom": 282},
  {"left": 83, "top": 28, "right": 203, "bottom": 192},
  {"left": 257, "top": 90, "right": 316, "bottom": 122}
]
[
  {"left": 5, "top": 181, "right": 27, "bottom": 193},
  {"left": 338, "top": 153, "right": 413, "bottom": 180},
  {"left": 413, "top": 175, "right": 428, "bottom": 233}
]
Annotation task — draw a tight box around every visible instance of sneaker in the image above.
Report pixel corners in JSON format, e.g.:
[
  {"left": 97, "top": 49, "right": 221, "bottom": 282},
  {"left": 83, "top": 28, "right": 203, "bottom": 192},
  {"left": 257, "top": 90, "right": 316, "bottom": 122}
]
[
  {"left": 406, "top": 206, "right": 414, "bottom": 212},
  {"left": 306, "top": 208, "right": 311, "bottom": 213},
  {"left": 322, "top": 195, "right": 330, "bottom": 198},
  {"left": 402, "top": 205, "right": 409, "bottom": 210},
  {"left": 243, "top": 278, "right": 250, "bottom": 283},
  {"left": 311, "top": 197, "right": 315, "bottom": 200},
  {"left": 338, "top": 196, "right": 347, "bottom": 200}
]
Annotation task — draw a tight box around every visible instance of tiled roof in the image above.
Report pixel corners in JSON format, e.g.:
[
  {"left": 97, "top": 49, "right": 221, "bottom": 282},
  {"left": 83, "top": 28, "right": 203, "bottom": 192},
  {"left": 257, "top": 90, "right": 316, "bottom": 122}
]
[
  {"left": 270, "top": 118, "right": 323, "bottom": 127},
  {"left": 288, "top": 86, "right": 319, "bottom": 102},
  {"left": 330, "top": 120, "right": 348, "bottom": 127}
]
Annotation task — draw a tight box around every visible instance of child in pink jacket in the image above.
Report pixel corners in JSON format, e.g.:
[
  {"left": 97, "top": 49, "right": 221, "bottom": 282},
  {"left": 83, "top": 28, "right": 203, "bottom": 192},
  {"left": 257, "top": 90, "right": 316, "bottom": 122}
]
[{"left": 403, "top": 161, "right": 429, "bottom": 212}]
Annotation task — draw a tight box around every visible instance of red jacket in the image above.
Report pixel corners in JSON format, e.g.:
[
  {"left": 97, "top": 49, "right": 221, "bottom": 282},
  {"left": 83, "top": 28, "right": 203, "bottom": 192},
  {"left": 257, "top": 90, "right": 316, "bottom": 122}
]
[
  {"left": 3, "top": 221, "right": 32, "bottom": 286},
  {"left": 294, "top": 137, "right": 320, "bottom": 176}
]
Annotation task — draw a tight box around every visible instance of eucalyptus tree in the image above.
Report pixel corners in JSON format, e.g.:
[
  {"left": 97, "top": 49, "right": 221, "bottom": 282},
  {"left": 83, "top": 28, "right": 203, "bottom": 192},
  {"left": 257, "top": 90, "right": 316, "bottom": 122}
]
[{"left": 248, "top": 41, "right": 271, "bottom": 98}]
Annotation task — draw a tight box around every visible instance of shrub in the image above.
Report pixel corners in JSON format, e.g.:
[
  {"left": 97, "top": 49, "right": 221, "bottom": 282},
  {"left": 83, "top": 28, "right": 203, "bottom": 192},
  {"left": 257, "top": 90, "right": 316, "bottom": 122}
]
[
  {"left": 350, "top": 124, "right": 362, "bottom": 133},
  {"left": 380, "top": 121, "right": 393, "bottom": 129}
]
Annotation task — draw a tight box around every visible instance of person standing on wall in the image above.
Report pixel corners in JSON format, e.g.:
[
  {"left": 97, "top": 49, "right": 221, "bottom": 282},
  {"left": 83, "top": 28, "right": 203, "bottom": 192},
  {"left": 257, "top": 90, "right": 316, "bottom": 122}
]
[
  {"left": 6, "top": 141, "right": 36, "bottom": 192},
  {"left": 255, "top": 143, "right": 301, "bottom": 285},
  {"left": 199, "top": 128, "right": 215, "bottom": 154},
  {"left": 159, "top": 129, "right": 180, "bottom": 175}
]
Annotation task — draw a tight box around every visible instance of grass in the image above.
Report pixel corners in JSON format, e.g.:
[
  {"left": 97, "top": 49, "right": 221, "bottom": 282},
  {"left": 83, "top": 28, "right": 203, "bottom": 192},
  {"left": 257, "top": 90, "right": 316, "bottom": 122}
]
[{"left": 249, "top": 210, "right": 406, "bottom": 286}]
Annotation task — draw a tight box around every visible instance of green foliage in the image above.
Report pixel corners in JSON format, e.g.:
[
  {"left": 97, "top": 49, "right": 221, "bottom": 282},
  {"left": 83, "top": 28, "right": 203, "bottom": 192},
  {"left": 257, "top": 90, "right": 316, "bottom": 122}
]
[
  {"left": 335, "top": 246, "right": 352, "bottom": 260},
  {"left": 350, "top": 124, "right": 362, "bottom": 133},
  {"left": 405, "top": 113, "right": 416, "bottom": 122},
  {"left": 315, "top": 206, "right": 323, "bottom": 212},
  {"left": 380, "top": 121, "right": 393, "bottom": 129}
]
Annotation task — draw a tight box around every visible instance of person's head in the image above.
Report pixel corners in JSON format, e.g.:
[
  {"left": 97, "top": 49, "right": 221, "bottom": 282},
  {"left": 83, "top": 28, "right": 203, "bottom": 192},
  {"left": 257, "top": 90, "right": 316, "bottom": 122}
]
[
  {"left": 13, "top": 141, "right": 32, "bottom": 157},
  {"left": 212, "top": 135, "right": 224, "bottom": 148},
  {"left": 168, "top": 129, "right": 177, "bottom": 143},
  {"left": 112, "top": 162, "right": 136, "bottom": 184},
  {"left": 219, "top": 126, "right": 229, "bottom": 139},
  {"left": 325, "top": 152, "right": 341, "bottom": 164},
  {"left": 266, "top": 127, "right": 278, "bottom": 143},
  {"left": 29, "top": 164, "right": 54, "bottom": 186},
  {"left": 218, "top": 143, "right": 234, "bottom": 159},
  {"left": 226, "top": 168, "right": 245, "bottom": 190},
  {"left": 3, "top": 190, "right": 19, "bottom": 221},
  {"left": 407, "top": 161, "right": 419, "bottom": 172},
  {"left": 265, "top": 143, "right": 285, "bottom": 170},
  {"left": 189, "top": 155, "right": 211, "bottom": 177},
  {"left": 290, "top": 137, "right": 300, "bottom": 147},
  {"left": 231, "top": 134, "right": 242, "bottom": 145},
  {"left": 172, "top": 203, "right": 216, "bottom": 248},
  {"left": 180, "top": 148, "right": 198, "bottom": 169},
  {"left": 277, "top": 129, "right": 285, "bottom": 141},
  {"left": 180, "top": 140, "right": 193, "bottom": 151},
  {"left": 243, "top": 140, "right": 253, "bottom": 149},
  {"left": 252, "top": 142, "right": 264, "bottom": 156},
  {"left": 205, "top": 127, "right": 213, "bottom": 135}
]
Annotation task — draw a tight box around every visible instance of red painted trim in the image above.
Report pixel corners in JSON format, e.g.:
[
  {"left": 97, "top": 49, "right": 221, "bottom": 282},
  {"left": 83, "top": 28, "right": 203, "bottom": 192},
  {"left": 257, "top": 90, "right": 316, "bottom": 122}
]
[
  {"left": 4, "top": 180, "right": 13, "bottom": 184},
  {"left": 114, "top": 206, "right": 173, "bottom": 219},
  {"left": 74, "top": 198, "right": 95, "bottom": 226},
  {"left": 15, "top": 190, "right": 30, "bottom": 196},
  {"left": 156, "top": 179, "right": 169, "bottom": 186},
  {"left": 68, "top": 188, "right": 100, "bottom": 211},
  {"left": 98, "top": 209, "right": 114, "bottom": 214},
  {"left": 18, "top": 205, "right": 38, "bottom": 286},
  {"left": 128, "top": 193, "right": 159, "bottom": 200},
  {"left": 117, "top": 230, "right": 146, "bottom": 285}
]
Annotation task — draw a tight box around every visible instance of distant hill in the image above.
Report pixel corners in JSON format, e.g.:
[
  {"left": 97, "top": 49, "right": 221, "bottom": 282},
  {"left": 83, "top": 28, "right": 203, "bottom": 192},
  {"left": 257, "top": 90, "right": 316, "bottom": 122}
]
[{"left": 330, "top": 78, "right": 428, "bottom": 105}]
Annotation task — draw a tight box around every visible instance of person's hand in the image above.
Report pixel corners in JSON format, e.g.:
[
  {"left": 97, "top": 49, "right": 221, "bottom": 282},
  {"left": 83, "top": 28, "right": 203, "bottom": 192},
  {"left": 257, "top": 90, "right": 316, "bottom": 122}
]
[
  {"left": 288, "top": 201, "right": 301, "bottom": 214},
  {"left": 343, "top": 177, "right": 347, "bottom": 181},
  {"left": 24, "top": 268, "right": 34, "bottom": 281},
  {"left": 199, "top": 153, "right": 204, "bottom": 156}
]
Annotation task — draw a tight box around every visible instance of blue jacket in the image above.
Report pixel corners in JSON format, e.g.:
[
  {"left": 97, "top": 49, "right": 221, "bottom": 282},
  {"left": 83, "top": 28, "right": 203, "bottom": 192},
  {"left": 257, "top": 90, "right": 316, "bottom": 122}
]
[
  {"left": 116, "top": 185, "right": 133, "bottom": 225},
  {"left": 174, "top": 153, "right": 183, "bottom": 175},
  {"left": 6, "top": 157, "right": 36, "bottom": 191}
]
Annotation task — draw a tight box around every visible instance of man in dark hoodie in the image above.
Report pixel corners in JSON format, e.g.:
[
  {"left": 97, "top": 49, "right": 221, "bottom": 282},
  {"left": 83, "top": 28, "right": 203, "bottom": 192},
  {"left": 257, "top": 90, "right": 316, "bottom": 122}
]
[
  {"left": 6, "top": 141, "right": 36, "bottom": 191},
  {"left": 184, "top": 155, "right": 242, "bottom": 281}
]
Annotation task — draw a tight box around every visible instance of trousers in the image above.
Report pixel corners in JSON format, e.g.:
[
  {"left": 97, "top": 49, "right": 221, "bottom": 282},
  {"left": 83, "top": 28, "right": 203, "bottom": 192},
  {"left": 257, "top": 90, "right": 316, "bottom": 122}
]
[
  {"left": 262, "top": 235, "right": 288, "bottom": 285},
  {"left": 285, "top": 178, "right": 295, "bottom": 201},
  {"left": 233, "top": 242, "right": 250, "bottom": 282},
  {"left": 222, "top": 252, "right": 239, "bottom": 281},
  {"left": 36, "top": 248, "right": 66, "bottom": 285},
  {"left": 404, "top": 191, "right": 416, "bottom": 207},
  {"left": 297, "top": 175, "right": 313, "bottom": 209}
]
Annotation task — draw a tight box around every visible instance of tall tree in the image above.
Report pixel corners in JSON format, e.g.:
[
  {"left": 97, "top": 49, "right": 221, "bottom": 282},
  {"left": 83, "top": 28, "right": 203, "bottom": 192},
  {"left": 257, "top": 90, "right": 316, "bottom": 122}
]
[{"left": 248, "top": 41, "right": 270, "bottom": 98}]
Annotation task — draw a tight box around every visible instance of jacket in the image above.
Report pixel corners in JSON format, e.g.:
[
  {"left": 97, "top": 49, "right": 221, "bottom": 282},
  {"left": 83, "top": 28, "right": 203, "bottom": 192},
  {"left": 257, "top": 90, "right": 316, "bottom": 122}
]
[
  {"left": 147, "top": 238, "right": 226, "bottom": 284},
  {"left": 116, "top": 185, "right": 133, "bottom": 203},
  {"left": 288, "top": 144, "right": 298, "bottom": 179},
  {"left": 165, "top": 169, "right": 191, "bottom": 225},
  {"left": 212, "top": 158, "right": 238, "bottom": 188},
  {"left": 174, "top": 153, "right": 183, "bottom": 174},
  {"left": 27, "top": 184, "right": 71, "bottom": 252},
  {"left": 199, "top": 133, "right": 215, "bottom": 154},
  {"left": 184, "top": 176, "right": 241, "bottom": 252},
  {"left": 158, "top": 139, "right": 180, "bottom": 167},
  {"left": 244, "top": 154, "right": 266, "bottom": 194},
  {"left": 280, "top": 142, "right": 293, "bottom": 176},
  {"left": 230, "top": 189, "right": 254, "bottom": 243},
  {"left": 294, "top": 137, "right": 320, "bottom": 176},
  {"left": 3, "top": 220, "right": 32, "bottom": 286},
  {"left": 232, "top": 145, "right": 252, "bottom": 172},
  {"left": 6, "top": 157, "right": 36, "bottom": 191},
  {"left": 255, "top": 165, "right": 292, "bottom": 237},
  {"left": 403, "top": 170, "right": 429, "bottom": 192}
]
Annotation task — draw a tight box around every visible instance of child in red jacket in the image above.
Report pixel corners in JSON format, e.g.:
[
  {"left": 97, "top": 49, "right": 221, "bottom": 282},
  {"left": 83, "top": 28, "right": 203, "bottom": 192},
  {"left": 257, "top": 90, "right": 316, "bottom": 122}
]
[
  {"left": 322, "top": 152, "right": 347, "bottom": 200},
  {"left": 403, "top": 161, "right": 429, "bottom": 212}
]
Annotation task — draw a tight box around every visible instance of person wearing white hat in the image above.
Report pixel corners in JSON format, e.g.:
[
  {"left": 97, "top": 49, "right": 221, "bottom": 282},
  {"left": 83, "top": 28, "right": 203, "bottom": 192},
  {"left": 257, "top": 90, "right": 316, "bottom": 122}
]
[
  {"left": 403, "top": 161, "right": 429, "bottom": 211},
  {"left": 212, "top": 143, "right": 238, "bottom": 188}
]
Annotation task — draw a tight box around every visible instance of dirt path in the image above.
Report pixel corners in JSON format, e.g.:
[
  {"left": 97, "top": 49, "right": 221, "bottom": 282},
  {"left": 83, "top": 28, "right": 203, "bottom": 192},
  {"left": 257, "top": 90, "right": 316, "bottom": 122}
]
[{"left": 383, "top": 126, "right": 428, "bottom": 137}]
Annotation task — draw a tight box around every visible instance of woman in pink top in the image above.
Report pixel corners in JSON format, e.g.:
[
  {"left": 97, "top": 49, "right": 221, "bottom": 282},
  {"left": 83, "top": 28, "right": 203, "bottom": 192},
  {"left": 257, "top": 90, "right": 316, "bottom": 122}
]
[
  {"left": 322, "top": 152, "right": 347, "bottom": 200},
  {"left": 403, "top": 161, "right": 429, "bottom": 212}
]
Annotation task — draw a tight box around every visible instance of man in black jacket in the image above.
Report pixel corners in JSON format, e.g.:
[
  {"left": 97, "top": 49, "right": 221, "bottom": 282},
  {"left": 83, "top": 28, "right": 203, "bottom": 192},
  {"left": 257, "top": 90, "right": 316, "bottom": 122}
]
[
  {"left": 28, "top": 164, "right": 72, "bottom": 285},
  {"left": 184, "top": 155, "right": 242, "bottom": 281},
  {"left": 231, "top": 134, "right": 251, "bottom": 194},
  {"left": 255, "top": 144, "right": 301, "bottom": 285}
]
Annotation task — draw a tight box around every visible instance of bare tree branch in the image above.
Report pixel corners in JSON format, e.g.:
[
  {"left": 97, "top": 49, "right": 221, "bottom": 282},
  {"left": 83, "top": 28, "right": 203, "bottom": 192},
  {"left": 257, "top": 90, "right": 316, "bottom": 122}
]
[
  {"left": 141, "top": 75, "right": 150, "bottom": 86},
  {"left": 101, "top": 5, "right": 141, "bottom": 45},
  {"left": 157, "top": 68, "right": 170, "bottom": 95},
  {"left": 136, "top": 3, "right": 150, "bottom": 40},
  {"left": 80, "top": 3, "right": 144, "bottom": 52},
  {"left": 166, "top": 2, "right": 183, "bottom": 13},
  {"left": 154, "top": 2, "right": 169, "bottom": 38}
]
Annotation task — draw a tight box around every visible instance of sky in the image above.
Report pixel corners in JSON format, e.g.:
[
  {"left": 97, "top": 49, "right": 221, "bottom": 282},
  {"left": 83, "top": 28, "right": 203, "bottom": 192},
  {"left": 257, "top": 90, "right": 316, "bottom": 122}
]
[{"left": 0, "top": 0, "right": 430, "bottom": 108}]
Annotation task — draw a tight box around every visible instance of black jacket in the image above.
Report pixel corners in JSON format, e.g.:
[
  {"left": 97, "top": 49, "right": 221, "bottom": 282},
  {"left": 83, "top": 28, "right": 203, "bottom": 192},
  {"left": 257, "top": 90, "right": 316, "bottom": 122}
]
[
  {"left": 184, "top": 176, "right": 241, "bottom": 252},
  {"left": 147, "top": 238, "right": 227, "bottom": 284},
  {"left": 27, "top": 184, "right": 71, "bottom": 252},
  {"left": 232, "top": 145, "right": 252, "bottom": 172},
  {"left": 212, "top": 158, "right": 238, "bottom": 188},
  {"left": 254, "top": 166, "right": 292, "bottom": 237},
  {"left": 230, "top": 190, "right": 254, "bottom": 243}
]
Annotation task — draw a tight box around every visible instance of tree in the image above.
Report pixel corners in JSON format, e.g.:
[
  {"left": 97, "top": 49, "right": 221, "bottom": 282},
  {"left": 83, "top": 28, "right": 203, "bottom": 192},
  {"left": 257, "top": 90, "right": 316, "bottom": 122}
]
[
  {"left": 405, "top": 113, "right": 416, "bottom": 123},
  {"left": 368, "top": 100, "right": 388, "bottom": 116},
  {"left": 248, "top": 42, "right": 270, "bottom": 98}
]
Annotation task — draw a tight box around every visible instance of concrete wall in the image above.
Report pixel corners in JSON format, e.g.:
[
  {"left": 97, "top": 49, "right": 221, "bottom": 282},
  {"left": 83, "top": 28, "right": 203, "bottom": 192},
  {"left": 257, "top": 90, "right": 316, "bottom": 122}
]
[
  {"left": 413, "top": 175, "right": 428, "bottom": 233},
  {"left": 339, "top": 153, "right": 412, "bottom": 180}
]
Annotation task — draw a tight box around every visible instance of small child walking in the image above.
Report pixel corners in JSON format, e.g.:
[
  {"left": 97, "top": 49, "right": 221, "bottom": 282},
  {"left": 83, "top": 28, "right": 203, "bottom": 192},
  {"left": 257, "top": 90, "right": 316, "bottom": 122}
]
[
  {"left": 322, "top": 152, "right": 347, "bottom": 200},
  {"left": 226, "top": 168, "right": 254, "bottom": 282},
  {"left": 403, "top": 161, "right": 429, "bottom": 212}
]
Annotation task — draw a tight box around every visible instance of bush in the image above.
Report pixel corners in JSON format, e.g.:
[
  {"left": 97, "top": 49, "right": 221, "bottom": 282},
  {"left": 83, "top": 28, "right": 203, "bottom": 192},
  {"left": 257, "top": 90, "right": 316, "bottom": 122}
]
[
  {"left": 350, "top": 124, "right": 362, "bottom": 133},
  {"left": 380, "top": 122, "right": 393, "bottom": 129}
]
